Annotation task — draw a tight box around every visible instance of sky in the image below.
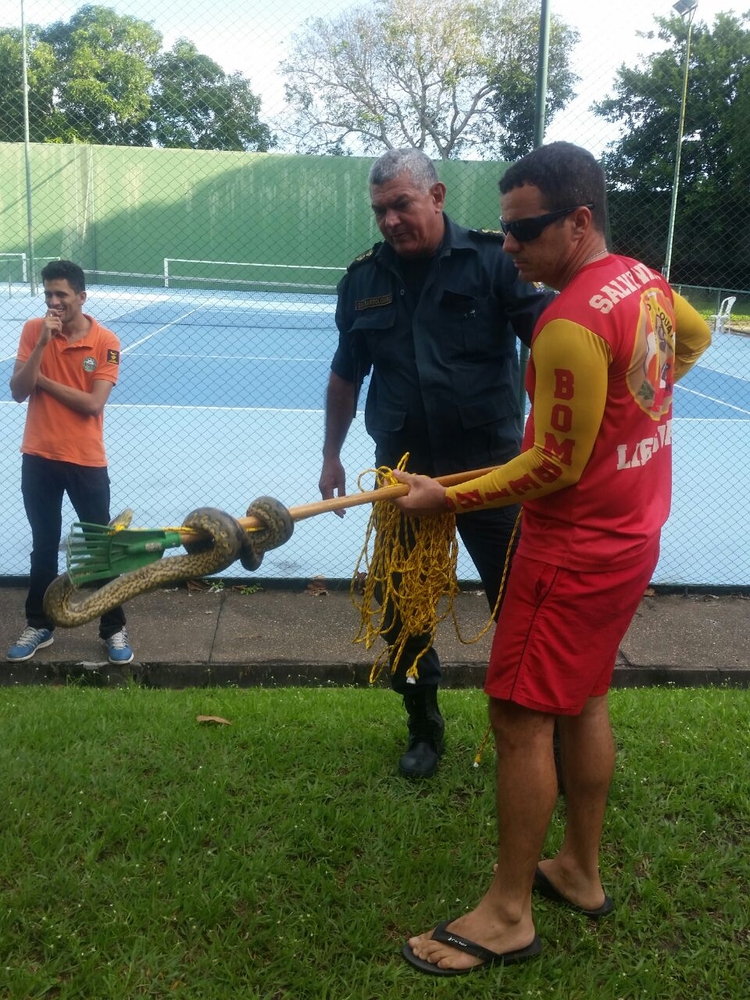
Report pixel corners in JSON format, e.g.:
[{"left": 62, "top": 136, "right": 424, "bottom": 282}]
[{"left": 7, "top": 0, "right": 742, "bottom": 157}]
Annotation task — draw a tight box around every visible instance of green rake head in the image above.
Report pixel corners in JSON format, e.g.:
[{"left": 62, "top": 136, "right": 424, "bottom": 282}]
[{"left": 66, "top": 521, "right": 184, "bottom": 585}]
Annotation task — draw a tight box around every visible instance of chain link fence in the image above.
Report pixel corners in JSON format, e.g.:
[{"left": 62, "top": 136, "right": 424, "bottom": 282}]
[{"left": 1, "top": 0, "right": 748, "bottom": 587}]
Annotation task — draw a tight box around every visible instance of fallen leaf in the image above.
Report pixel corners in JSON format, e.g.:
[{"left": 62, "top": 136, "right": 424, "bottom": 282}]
[
  {"left": 186, "top": 578, "right": 210, "bottom": 592},
  {"left": 643, "top": 587, "right": 655, "bottom": 597},
  {"left": 306, "top": 575, "right": 329, "bottom": 597},
  {"left": 196, "top": 715, "right": 232, "bottom": 726}
]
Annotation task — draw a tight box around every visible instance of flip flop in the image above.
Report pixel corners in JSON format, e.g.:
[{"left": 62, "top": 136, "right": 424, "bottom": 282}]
[
  {"left": 533, "top": 867, "right": 614, "bottom": 919},
  {"left": 401, "top": 919, "right": 542, "bottom": 977}
]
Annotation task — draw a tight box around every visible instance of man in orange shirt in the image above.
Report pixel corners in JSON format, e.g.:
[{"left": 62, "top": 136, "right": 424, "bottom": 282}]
[{"left": 6, "top": 260, "right": 134, "bottom": 664}]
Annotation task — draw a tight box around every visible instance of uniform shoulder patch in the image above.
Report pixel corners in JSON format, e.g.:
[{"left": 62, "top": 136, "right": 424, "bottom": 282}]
[
  {"left": 469, "top": 228, "right": 505, "bottom": 242},
  {"left": 347, "top": 244, "right": 382, "bottom": 272}
]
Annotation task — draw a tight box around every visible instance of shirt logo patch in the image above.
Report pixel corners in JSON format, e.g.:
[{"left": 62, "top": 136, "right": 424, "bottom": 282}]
[
  {"left": 627, "top": 288, "right": 675, "bottom": 419},
  {"left": 355, "top": 294, "right": 393, "bottom": 311},
  {"left": 82, "top": 356, "right": 97, "bottom": 372},
  {"left": 107, "top": 349, "right": 120, "bottom": 365}
]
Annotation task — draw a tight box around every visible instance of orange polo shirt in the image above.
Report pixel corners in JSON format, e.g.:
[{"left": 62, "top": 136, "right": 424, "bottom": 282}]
[{"left": 17, "top": 314, "right": 121, "bottom": 467}]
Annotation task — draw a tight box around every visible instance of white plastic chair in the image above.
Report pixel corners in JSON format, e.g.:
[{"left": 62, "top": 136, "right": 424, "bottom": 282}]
[{"left": 709, "top": 295, "right": 736, "bottom": 334}]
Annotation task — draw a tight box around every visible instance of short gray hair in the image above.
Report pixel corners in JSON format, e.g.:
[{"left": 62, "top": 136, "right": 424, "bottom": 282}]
[{"left": 368, "top": 149, "right": 439, "bottom": 192}]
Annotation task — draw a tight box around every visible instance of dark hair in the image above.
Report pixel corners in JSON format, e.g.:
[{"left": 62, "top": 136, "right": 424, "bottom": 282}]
[
  {"left": 41, "top": 259, "right": 86, "bottom": 293},
  {"left": 368, "top": 148, "right": 439, "bottom": 192},
  {"left": 499, "top": 142, "right": 608, "bottom": 234}
]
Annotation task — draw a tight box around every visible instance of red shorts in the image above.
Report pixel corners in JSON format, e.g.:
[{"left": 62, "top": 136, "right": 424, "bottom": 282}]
[{"left": 484, "top": 541, "right": 660, "bottom": 715}]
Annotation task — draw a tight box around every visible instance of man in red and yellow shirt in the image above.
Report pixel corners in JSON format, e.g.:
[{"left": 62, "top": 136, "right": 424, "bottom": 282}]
[
  {"left": 396, "top": 143, "right": 711, "bottom": 975},
  {"left": 6, "top": 260, "right": 134, "bottom": 665}
]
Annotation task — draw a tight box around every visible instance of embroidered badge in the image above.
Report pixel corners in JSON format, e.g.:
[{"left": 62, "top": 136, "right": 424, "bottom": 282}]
[
  {"left": 82, "top": 356, "right": 97, "bottom": 372},
  {"left": 355, "top": 294, "right": 393, "bottom": 311},
  {"left": 107, "top": 349, "right": 120, "bottom": 365}
]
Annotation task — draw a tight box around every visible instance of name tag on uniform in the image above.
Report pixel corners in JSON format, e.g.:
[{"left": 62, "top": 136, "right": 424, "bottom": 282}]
[{"left": 355, "top": 294, "right": 393, "bottom": 311}]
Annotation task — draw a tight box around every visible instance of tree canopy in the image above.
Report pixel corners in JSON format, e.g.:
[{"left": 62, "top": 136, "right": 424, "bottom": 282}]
[
  {"left": 0, "top": 4, "right": 274, "bottom": 151},
  {"left": 594, "top": 11, "right": 750, "bottom": 285},
  {"left": 279, "top": 0, "right": 579, "bottom": 159}
]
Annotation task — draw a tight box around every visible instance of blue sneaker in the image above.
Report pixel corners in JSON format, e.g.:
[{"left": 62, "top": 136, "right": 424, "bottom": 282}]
[
  {"left": 7, "top": 626, "right": 54, "bottom": 662},
  {"left": 105, "top": 628, "right": 134, "bottom": 664}
]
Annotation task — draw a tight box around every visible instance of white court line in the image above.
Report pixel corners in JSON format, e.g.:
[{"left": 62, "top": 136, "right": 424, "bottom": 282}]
[
  {"left": 675, "top": 384, "right": 750, "bottom": 416},
  {"left": 121, "top": 310, "right": 198, "bottom": 353},
  {"left": 696, "top": 361, "right": 750, "bottom": 382},
  {"left": 124, "top": 352, "right": 325, "bottom": 362},
  {"left": 103, "top": 403, "right": 327, "bottom": 413}
]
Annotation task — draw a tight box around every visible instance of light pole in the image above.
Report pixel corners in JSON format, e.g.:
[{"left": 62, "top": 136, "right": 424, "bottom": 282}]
[
  {"left": 517, "top": 0, "right": 550, "bottom": 411},
  {"left": 20, "top": 0, "right": 37, "bottom": 295},
  {"left": 663, "top": 0, "right": 697, "bottom": 284}
]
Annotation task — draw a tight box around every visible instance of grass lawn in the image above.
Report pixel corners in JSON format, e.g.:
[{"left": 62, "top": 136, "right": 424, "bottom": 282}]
[{"left": 0, "top": 685, "right": 747, "bottom": 999}]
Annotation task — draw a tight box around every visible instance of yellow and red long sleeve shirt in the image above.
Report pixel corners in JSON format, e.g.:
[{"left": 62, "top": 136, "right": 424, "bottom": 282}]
[{"left": 445, "top": 254, "right": 711, "bottom": 571}]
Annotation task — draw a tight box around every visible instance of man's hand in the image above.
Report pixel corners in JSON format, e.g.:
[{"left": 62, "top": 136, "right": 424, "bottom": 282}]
[
  {"left": 391, "top": 469, "right": 448, "bottom": 516},
  {"left": 319, "top": 456, "right": 347, "bottom": 518},
  {"left": 39, "top": 310, "right": 62, "bottom": 346}
]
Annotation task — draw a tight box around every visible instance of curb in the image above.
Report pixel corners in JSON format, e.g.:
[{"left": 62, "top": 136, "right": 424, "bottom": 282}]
[{"left": 3, "top": 659, "right": 750, "bottom": 690}]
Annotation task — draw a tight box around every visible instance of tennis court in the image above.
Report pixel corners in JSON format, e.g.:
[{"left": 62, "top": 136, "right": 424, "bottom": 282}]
[{"left": 1, "top": 283, "right": 749, "bottom": 585}]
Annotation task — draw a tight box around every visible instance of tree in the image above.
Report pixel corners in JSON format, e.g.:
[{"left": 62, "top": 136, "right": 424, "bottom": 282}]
[
  {"left": 279, "top": 0, "right": 578, "bottom": 159},
  {"left": 593, "top": 11, "right": 750, "bottom": 285},
  {"left": 0, "top": 28, "right": 57, "bottom": 143},
  {"left": 40, "top": 4, "right": 162, "bottom": 146},
  {"left": 150, "top": 39, "right": 273, "bottom": 151},
  {"left": 0, "top": 5, "right": 273, "bottom": 151}
]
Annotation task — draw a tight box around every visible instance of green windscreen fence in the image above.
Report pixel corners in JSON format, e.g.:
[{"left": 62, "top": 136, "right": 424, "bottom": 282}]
[
  {"left": 1, "top": 0, "right": 749, "bottom": 589},
  {"left": 0, "top": 143, "right": 508, "bottom": 290}
]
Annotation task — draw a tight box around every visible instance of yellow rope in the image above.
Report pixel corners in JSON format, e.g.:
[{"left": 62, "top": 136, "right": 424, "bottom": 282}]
[
  {"left": 351, "top": 456, "right": 459, "bottom": 684},
  {"left": 349, "top": 456, "right": 523, "bottom": 766}
]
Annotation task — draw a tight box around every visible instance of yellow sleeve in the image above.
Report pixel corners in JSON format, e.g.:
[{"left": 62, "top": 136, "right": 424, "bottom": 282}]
[
  {"left": 445, "top": 320, "right": 611, "bottom": 511},
  {"left": 672, "top": 292, "right": 712, "bottom": 381}
]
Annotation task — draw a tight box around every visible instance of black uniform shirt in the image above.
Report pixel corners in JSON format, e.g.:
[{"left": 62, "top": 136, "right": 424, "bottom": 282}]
[{"left": 331, "top": 214, "right": 554, "bottom": 476}]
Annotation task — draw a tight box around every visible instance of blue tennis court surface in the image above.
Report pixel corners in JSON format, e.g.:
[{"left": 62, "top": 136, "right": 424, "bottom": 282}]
[{"left": 1, "top": 284, "right": 749, "bottom": 585}]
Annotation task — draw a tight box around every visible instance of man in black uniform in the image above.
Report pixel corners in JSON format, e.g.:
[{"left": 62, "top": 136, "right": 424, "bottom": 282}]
[{"left": 319, "top": 148, "right": 553, "bottom": 778}]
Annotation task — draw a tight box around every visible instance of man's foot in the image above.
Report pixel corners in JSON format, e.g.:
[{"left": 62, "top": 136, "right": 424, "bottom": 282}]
[
  {"left": 7, "top": 626, "right": 54, "bottom": 662},
  {"left": 105, "top": 628, "right": 134, "bottom": 664},
  {"left": 404, "top": 907, "right": 539, "bottom": 975},
  {"left": 534, "top": 861, "right": 613, "bottom": 918},
  {"left": 403, "top": 919, "right": 541, "bottom": 976}
]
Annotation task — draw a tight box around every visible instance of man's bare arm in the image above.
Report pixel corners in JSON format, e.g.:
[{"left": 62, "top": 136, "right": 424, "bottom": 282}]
[
  {"left": 319, "top": 372, "right": 356, "bottom": 515},
  {"left": 9, "top": 314, "right": 59, "bottom": 402},
  {"left": 36, "top": 376, "right": 114, "bottom": 416}
]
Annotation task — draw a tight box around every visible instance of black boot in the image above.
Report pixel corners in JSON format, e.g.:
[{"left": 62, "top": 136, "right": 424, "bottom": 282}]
[{"left": 399, "top": 686, "right": 445, "bottom": 779}]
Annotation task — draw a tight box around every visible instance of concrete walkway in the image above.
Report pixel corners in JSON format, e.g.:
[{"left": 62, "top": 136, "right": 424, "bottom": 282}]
[{"left": 1, "top": 581, "right": 747, "bottom": 689}]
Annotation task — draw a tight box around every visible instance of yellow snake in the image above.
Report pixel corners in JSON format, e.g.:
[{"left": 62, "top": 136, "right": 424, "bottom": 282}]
[{"left": 43, "top": 498, "right": 294, "bottom": 628}]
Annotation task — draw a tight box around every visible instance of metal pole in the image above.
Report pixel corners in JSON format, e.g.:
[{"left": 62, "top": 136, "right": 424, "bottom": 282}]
[
  {"left": 663, "top": 3, "right": 697, "bottom": 283},
  {"left": 518, "top": 0, "right": 550, "bottom": 411},
  {"left": 20, "top": 0, "right": 37, "bottom": 296}
]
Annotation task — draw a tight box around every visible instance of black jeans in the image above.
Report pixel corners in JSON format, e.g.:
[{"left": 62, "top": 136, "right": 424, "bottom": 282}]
[
  {"left": 21, "top": 454, "right": 126, "bottom": 638},
  {"left": 383, "top": 504, "right": 520, "bottom": 694}
]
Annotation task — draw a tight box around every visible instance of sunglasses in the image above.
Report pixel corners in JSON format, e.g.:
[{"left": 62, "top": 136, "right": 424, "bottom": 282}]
[{"left": 500, "top": 204, "right": 595, "bottom": 242}]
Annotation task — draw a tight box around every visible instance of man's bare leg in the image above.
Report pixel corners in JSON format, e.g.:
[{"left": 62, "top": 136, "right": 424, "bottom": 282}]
[
  {"left": 537, "top": 694, "right": 613, "bottom": 911},
  {"left": 406, "top": 698, "right": 557, "bottom": 972}
]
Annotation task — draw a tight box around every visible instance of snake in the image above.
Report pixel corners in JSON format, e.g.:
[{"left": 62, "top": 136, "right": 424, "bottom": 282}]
[
  {"left": 238, "top": 496, "right": 295, "bottom": 572},
  {"left": 43, "top": 498, "right": 294, "bottom": 628}
]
